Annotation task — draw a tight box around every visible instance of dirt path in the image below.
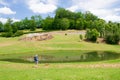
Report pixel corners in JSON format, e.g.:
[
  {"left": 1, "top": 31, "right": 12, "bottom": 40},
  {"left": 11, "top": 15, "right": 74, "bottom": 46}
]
[
  {"left": 48, "top": 30, "right": 86, "bottom": 35},
  {"left": 43, "top": 63, "right": 120, "bottom": 68}
]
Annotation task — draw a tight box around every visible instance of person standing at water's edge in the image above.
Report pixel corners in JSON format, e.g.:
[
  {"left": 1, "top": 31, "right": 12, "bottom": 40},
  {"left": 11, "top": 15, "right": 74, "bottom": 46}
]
[{"left": 34, "top": 54, "right": 39, "bottom": 65}]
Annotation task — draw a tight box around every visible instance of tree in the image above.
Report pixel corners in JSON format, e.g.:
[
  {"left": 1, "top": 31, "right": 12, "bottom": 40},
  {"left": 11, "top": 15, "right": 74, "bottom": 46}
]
[
  {"left": 3, "top": 18, "right": 13, "bottom": 32},
  {"left": 52, "top": 18, "right": 60, "bottom": 30},
  {"left": 21, "top": 17, "right": 30, "bottom": 29},
  {"left": 42, "top": 16, "right": 54, "bottom": 30},
  {"left": 105, "top": 22, "right": 120, "bottom": 44},
  {"left": 31, "top": 15, "right": 42, "bottom": 28},
  {"left": 74, "top": 12, "right": 84, "bottom": 20},
  {"left": 93, "top": 19, "right": 106, "bottom": 38},
  {"left": 84, "top": 11, "right": 98, "bottom": 21},
  {"left": 85, "top": 29, "right": 99, "bottom": 42},
  {"left": 69, "top": 19, "right": 76, "bottom": 29},
  {"left": 52, "top": 18, "right": 70, "bottom": 30},
  {"left": 55, "top": 8, "right": 75, "bottom": 19},
  {"left": 0, "top": 21, "right": 3, "bottom": 32},
  {"left": 12, "top": 22, "right": 19, "bottom": 33},
  {"left": 29, "top": 20, "right": 36, "bottom": 31},
  {"left": 76, "top": 18, "right": 84, "bottom": 30},
  {"left": 2, "top": 18, "right": 13, "bottom": 37},
  {"left": 59, "top": 18, "right": 70, "bottom": 30}
]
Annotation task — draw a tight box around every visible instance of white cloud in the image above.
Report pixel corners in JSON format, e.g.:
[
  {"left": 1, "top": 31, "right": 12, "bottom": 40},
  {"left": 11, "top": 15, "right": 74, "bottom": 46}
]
[
  {"left": 0, "top": 7, "right": 16, "bottom": 15},
  {"left": 66, "top": 5, "right": 78, "bottom": 12},
  {"left": 104, "top": 15, "right": 120, "bottom": 22},
  {"left": 114, "top": 8, "right": 120, "bottom": 12},
  {"left": 67, "top": 0, "right": 120, "bottom": 22},
  {"left": 0, "top": 17, "right": 20, "bottom": 23},
  {"left": 27, "top": 0, "right": 58, "bottom": 14},
  {"left": 0, "top": 0, "right": 9, "bottom": 6},
  {"left": 0, "top": 17, "right": 7, "bottom": 23},
  {"left": 12, "top": 18, "right": 20, "bottom": 22},
  {"left": 75, "top": 0, "right": 117, "bottom": 10}
]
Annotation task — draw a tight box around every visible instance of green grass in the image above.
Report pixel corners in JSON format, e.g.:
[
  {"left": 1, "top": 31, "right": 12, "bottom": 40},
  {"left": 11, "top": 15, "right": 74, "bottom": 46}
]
[
  {"left": 0, "top": 30, "right": 120, "bottom": 80},
  {"left": 0, "top": 60, "right": 120, "bottom": 80},
  {"left": 0, "top": 33, "right": 120, "bottom": 54},
  {"left": 0, "top": 67, "right": 120, "bottom": 80}
]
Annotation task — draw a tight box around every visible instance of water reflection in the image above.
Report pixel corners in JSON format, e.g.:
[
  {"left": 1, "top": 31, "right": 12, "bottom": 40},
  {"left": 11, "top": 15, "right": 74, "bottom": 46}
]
[
  {"left": 0, "top": 51, "right": 120, "bottom": 63},
  {"left": 37, "top": 51, "right": 120, "bottom": 62}
]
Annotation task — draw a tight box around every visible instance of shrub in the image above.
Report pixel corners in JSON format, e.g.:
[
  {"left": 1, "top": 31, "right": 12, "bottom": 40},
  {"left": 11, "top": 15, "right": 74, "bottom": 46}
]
[
  {"left": 14, "top": 31, "right": 24, "bottom": 37},
  {"left": 65, "top": 33, "right": 67, "bottom": 36},
  {"left": 1, "top": 31, "right": 13, "bottom": 37},
  {"left": 85, "top": 29, "right": 99, "bottom": 42},
  {"left": 79, "top": 34, "right": 83, "bottom": 40},
  {"left": 105, "top": 34, "right": 120, "bottom": 44}
]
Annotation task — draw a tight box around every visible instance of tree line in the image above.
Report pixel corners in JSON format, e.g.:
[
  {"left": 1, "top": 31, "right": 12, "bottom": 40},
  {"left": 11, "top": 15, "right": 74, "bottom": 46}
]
[
  {"left": 0, "top": 8, "right": 120, "bottom": 44},
  {"left": 0, "top": 15, "right": 42, "bottom": 37}
]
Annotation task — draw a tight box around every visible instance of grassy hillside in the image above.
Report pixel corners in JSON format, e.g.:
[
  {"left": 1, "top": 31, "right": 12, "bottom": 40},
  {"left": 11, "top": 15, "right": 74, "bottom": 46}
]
[
  {"left": 0, "top": 31, "right": 120, "bottom": 55},
  {"left": 0, "top": 30, "right": 120, "bottom": 80}
]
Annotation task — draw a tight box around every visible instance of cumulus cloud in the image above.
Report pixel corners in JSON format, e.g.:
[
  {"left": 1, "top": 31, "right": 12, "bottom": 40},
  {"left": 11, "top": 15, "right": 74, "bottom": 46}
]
[
  {"left": 27, "top": 0, "right": 58, "bottom": 14},
  {"left": 0, "top": 17, "right": 20, "bottom": 23},
  {"left": 0, "top": 7, "right": 16, "bottom": 15},
  {"left": 67, "top": 0, "right": 120, "bottom": 22}
]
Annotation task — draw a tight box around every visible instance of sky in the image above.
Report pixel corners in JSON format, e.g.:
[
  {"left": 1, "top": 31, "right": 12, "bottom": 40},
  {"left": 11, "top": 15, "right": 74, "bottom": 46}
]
[{"left": 0, "top": 0, "right": 120, "bottom": 23}]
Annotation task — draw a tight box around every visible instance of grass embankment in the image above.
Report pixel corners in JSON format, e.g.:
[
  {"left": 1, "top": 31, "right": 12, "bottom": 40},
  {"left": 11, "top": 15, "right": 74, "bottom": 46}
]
[{"left": 0, "top": 32, "right": 120, "bottom": 54}]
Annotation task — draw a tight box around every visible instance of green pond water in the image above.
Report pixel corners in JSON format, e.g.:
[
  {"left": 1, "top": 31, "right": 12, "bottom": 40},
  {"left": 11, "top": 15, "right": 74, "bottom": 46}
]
[{"left": 0, "top": 51, "right": 120, "bottom": 63}]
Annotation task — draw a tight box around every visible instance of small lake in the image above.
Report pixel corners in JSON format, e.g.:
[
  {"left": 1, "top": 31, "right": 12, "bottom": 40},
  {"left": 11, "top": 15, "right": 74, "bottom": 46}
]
[
  {"left": 35, "top": 51, "right": 120, "bottom": 63},
  {"left": 0, "top": 51, "right": 119, "bottom": 63}
]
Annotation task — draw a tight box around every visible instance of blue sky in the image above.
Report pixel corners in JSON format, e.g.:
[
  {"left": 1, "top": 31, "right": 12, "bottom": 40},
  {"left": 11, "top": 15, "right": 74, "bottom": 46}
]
[{"left": 0, "top": 0, "right": 120, "bottom": 23}]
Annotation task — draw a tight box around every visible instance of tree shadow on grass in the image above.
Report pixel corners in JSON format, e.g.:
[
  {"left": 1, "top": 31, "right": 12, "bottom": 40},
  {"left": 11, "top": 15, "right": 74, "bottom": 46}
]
[{"left": 0, "top": 58, "right": 33, "bottom": 64}]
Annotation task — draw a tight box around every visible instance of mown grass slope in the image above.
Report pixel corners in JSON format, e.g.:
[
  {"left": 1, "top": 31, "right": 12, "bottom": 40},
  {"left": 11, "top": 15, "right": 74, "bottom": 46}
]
[{"left": 0, "top": 30, "right": 120, "bottom": 80}]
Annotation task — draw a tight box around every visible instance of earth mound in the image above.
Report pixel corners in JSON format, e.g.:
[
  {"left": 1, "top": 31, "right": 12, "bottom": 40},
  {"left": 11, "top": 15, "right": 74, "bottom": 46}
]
[{"left": 19, "top": 33, "right": 53, "bottom": 41}]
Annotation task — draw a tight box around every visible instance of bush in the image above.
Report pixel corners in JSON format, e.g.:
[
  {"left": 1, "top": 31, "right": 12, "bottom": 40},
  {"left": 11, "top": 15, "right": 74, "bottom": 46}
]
[
  {"left": 65, "top": 33, "right": 67, "bottom": 36},
  {"left": 105, "top": 34, "right": 120, "bottom": 44},
  {"left": 1, "top": 31, "right": 13, "bottom": 37},
  {"left": 79, "top": 34, "right": 83, "bottom": 40},
  {"left": 85, "top": 29, "right": 99, "bottom": 42},
  {"left": 14, "top": 31, "right": 24, "bottom": 37}
]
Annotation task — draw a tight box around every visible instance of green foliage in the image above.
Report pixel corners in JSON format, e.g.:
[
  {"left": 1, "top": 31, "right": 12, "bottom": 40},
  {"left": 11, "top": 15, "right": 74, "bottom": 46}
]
[
  {"left": 55, "top": 8, "right": 75, "bottom": 19},
  {"left": 76, "top": 18, "right": 84, "bottom": 30},
  {"left": 4, "top": 23, "right": 12, "bottom": 32},
  {"left": 85, "top": 29, "right": 99, "bottom": 42},
  {"left": 29, "top": 20, "right": 36, "bottom": 31},
  {"left": 105, "top": 34, "right": 120, "bottom": 44},
  {"left": 69, "top": 19, "right": 76, "bottom": 29},
  {"left": 14, "top": 31, "right": 23, "bottom": 37},
  {"left": 42, "top": 16, "right": 54, "bottom": 30},
  {"left": 59, "top": 18, "right": 70, "bottom": 30},
  {"left": 85, "top": 11, "right": 98, "bottom": 21},
  {"left": 11, "top": 25, "right": 18, "bottom": 33},
  {"left": 105, "top": 22, "right": 120, "bottom": 44},
  {"left": 1, "top": 19, "right": 13, "bottom": 37},
  {"left": 93, "top": 19, "right": 106, "bottom": 38},
  {"left": 79, "top": 34, "right": 83, "bottom": 40},
  {"left": 0, "top": 21, "right": 4, "bottom": 32},
  {"left": 52, "top": 18, "right": 70, "bottom": 30},
  {"left": 1, "top": 31, "right": 13, "bottom": 37},
  {"left": 31, "top": 15, "right": 42, "bottom": 28}
]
